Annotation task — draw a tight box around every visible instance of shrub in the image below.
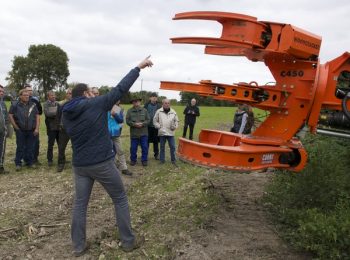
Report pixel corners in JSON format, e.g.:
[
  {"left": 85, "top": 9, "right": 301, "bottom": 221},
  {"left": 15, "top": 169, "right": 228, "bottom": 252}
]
[
  {"left": 264, "top": 134, "right": 350, "bottom": 259},
  {"left": 296, "top": 206, "right": 350, "bottom": 259}
]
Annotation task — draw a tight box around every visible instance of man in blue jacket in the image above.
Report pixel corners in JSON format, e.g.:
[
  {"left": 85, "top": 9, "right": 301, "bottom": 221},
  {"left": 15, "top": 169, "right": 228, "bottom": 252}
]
[{"left": 62, "top": 56, "right": 153, "bottom": 256}]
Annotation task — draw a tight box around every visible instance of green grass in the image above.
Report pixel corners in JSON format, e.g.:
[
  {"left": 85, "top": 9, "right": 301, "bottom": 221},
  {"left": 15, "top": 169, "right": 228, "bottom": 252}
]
[
  {"left": 1, "top": 102, "right": 240, "bottom": 259},
  {"left": 3, "top": 101, "right": 342, "bottom": 259},
  {"left": 121, "top": 104, "right": 267, "bottom": 140}
]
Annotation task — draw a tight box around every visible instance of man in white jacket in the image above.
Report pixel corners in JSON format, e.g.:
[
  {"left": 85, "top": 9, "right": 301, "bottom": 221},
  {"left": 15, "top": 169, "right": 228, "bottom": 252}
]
[{"left": 153, "top": 99, "right": 179, "bottom": 165}]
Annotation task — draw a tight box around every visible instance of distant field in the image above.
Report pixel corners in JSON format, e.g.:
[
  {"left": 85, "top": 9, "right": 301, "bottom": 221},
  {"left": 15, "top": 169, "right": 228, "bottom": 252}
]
[
  {"left": 119, "top": 104, "right": 267, "bottom": 141},
  {"left": 3, "top": 102, "right": 253, "bottom": 178},
  {"left": 4, "top": 101, "right": 267, "bottom": 144},
  {"left": 3, "top": 102, "right": 267, "bottom": 167}
]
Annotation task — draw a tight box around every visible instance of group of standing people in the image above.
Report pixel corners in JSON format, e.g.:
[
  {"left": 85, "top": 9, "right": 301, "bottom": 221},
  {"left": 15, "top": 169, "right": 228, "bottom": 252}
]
[
  {"left": 0, "top": 54, "right": 255, "bottom": 257},
  {"left": 124, "top": 94, "right": 202, "bottom": 169},
  {"left": 125, "top": 94, "right": 180, "bottom": 167},
  {"left": 0, "top": 84, "right": 72, "bottom": 174},
  {"left": 0, "top": 83, "right": 204, "bottom": 176}
]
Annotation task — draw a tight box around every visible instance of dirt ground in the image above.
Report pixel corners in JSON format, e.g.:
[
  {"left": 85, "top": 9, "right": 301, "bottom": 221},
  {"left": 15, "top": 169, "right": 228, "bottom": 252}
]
[
  {"left": 0, "top": 164, "right": 310, "bottom": 260},
  {"left": 173, "top": 172, "right": 311, "bottom": 260}
]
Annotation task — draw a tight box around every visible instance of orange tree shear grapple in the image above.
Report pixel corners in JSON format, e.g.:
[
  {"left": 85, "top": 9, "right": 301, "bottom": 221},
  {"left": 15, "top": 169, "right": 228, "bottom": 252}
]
[{"left": 160, "top": 11, "right": 350, "bottom": 172}]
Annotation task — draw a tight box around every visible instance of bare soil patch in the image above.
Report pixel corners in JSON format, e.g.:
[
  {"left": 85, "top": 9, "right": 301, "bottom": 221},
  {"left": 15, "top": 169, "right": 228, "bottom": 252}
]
[{"left": 173, "top": 172, "right": 311, "bottom": 260}]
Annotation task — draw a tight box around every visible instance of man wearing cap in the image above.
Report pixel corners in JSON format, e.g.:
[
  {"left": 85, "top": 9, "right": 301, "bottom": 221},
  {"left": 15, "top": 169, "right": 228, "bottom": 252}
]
[
  {"left": 126, "top": 97, "right": 150, "bottom": 166},
  {"left": 144, "top": 92, "right": 161, "bottom": 160}
]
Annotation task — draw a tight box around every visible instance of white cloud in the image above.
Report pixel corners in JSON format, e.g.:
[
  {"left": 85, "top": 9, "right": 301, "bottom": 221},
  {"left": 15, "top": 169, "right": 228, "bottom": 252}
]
[{"left": 1, "top": 0, "right": 349, "bottom": 100}]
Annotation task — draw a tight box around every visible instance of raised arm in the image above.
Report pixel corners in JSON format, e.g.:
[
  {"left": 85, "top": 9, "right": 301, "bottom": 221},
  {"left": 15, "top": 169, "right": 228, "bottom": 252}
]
[{"left": 90, "top": 56, "right": 153, "bottom": 111}]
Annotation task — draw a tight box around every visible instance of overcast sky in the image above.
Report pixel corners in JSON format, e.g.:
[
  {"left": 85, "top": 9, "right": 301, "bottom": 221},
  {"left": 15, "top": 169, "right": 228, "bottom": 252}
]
[{"left": 1, "top": 0, "right": 349, "bottom": 99}]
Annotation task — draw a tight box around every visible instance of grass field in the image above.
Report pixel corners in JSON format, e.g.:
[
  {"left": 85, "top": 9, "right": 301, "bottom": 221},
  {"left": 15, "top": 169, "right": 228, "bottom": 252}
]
[
  {"left": 0, "top": 103, "right": 283, "bottom": 259},
  {"left": 3, "top": 103, "right": 250, "bottom": 174},
  {"left": 0, "top": 105, "right": 234, "bottom": 258}
]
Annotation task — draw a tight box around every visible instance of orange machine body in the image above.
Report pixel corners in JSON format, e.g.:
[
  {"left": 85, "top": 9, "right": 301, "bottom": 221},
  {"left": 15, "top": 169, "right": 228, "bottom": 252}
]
[{"left": 160, "top": 11, "right": 350, "bottom": 172}]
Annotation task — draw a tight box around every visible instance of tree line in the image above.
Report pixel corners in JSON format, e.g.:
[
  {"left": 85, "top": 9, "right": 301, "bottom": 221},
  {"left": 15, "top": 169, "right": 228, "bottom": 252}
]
[
  {"left": 5, "top": 44, "right": 233, "bottom": 106},
  {"left": 6, "top": 44, "right": 69, "bottom": 97}
]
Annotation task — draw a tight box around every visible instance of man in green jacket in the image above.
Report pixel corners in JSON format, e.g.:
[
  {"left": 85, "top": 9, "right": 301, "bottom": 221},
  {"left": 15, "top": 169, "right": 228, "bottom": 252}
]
[{"left": 126, "top": 98, "right": 150, "bottom": 166}]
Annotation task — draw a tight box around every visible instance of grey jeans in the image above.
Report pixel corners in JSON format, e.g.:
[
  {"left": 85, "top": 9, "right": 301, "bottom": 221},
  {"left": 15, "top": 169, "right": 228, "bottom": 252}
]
[{"left": 72, "top": 158, "right": 135, "bottom": 252}]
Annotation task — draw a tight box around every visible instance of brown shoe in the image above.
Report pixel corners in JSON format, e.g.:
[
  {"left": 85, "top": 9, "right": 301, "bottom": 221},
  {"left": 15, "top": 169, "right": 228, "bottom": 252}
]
[{"left": 121, "top": 235, "right": 145, "bottom": 252}]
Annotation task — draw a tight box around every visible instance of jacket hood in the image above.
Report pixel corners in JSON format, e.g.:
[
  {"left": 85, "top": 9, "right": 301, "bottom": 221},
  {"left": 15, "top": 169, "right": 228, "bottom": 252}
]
[{"left": 62, "top": 96, "right": 87, "bottom": 120}]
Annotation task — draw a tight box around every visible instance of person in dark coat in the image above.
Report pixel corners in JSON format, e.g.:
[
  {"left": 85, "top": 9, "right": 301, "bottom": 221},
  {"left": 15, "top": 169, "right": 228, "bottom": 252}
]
[
  {"left": 230, "top": 104, "right": 254, "bottom": 134},
  {"left": 24, "top": 84, "right": 42, "bottom": 165},
  {"left": 182, "top": 98, "right": 200, "bottom": 140},
  {"left": 9, "top": 89, "right": 40, "bottom": 170},
  {"left": 44, "top": 90, "right": 60, "bottom": 166},
  {"left": 144, "top": 92, "right": 161, "bottom": 159},
  {"left": 62, "top": 56, "right": 153, "bottom": 256},
  {"left": 56, "top": 88, "right": 72, "bottom": 172},
  {"left": 0, "top": 84, "right": 9, "bottom": 174}
]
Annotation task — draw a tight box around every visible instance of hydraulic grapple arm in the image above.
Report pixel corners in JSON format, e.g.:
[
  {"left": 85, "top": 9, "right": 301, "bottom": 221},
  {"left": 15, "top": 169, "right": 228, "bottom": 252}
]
[{"left": 160, "top": 11, "right": 350, "bottom": 172}]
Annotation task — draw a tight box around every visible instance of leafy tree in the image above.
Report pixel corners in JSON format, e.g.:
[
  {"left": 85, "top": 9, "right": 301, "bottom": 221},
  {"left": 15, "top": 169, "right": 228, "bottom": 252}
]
[
  {"left": 128, "top": 91, "right": 176, "bottom": 105},
  {"left": 169, "top": 99, "right": 178, "bottom": 105},
  {"left": 55, "top": 82, "right": 76, "bottom": 101},
  {"left": 27, "top": 44, "right": 69, "bottom": 96},
  {"left": 180, "top": 91, "right": 201, "bottom": 105},
  {"left": 97, "top": 85, "right": 111, "bottom": 95},
  {"left": 6, "top": 56, "right": 32, "bottom": 93},
  {"left": 180, "top": 91, "right": 232, "bottom": 106},
  {"left": 7, "top": 44, "right": 69, "bottom": 97}
]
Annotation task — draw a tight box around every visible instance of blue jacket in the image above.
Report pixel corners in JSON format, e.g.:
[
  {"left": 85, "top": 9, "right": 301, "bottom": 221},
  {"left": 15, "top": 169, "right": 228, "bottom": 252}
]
[
  {"left": 62, "top": 67, "right": 140, "bottom": 167},
  {"left": 107, "top": 110, "right": 123, "bottom": 137}
]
